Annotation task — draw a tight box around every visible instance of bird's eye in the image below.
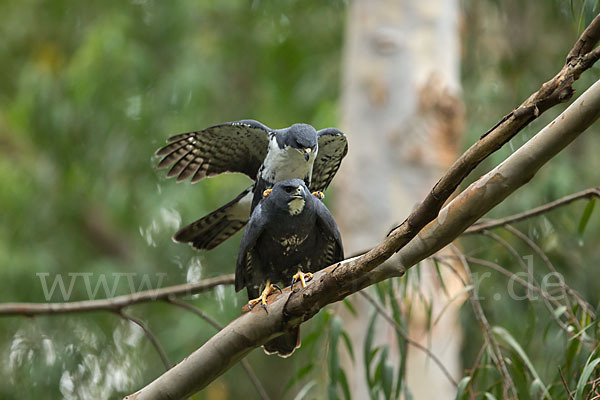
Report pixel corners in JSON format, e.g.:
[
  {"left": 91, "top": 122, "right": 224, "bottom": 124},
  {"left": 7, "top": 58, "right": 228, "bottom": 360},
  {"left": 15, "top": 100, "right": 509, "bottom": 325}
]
[{"left": 284, "top": 186, "right": 295, "bottom": 193}]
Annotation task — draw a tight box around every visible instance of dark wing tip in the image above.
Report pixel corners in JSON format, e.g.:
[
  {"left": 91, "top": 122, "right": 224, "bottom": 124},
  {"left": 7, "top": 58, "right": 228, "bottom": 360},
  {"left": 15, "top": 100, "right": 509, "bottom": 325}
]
[
  {"left": 155, "top": 147, "right": 170, "bottom": 157},
  {"left": 317, "top": 127, "right": 345, "bottom": 137}
]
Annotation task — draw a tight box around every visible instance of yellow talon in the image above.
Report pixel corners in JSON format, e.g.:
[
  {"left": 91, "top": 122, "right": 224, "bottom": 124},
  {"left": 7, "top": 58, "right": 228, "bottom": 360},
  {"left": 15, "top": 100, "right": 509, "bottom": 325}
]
[
  {"left": 263, "top": 188, "right": 273, "bottom": 198},
  {"left": 312, "top": 191, "right": 325, "bottom": 200},
  {"left": 291, "top": 269, "right": 314, "bottom": 289},
  {"left": 247, "top": 280, "right": 280, "bottom": 312}
]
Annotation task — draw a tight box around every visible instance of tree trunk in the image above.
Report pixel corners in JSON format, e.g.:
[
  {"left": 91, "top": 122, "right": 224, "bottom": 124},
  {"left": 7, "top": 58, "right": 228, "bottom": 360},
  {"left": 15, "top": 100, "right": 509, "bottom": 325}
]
[{"left": 335, "top": 0, "right": 464, "bottom": 398}]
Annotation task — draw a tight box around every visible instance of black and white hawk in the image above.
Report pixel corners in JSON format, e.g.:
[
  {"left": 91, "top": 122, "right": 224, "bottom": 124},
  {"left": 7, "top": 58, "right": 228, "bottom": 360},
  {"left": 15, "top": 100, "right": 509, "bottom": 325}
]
[
  {"left": 236, "top": 179, "right": 344, "bottom": 357},
  {"left": 156, "top": 120, "right": 347, "bottom": 250}
]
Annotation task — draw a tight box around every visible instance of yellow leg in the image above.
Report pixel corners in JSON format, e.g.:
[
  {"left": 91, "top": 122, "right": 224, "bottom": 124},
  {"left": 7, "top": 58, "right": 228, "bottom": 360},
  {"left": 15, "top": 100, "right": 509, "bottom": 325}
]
[
  {"left": 312, "top": 191, "right": 325, "bottom": 200},
  {"left": 248, "top": 280, "right": 281, "bottom": 312},
  {"left": 262, "top": 188, "right": 273, "bottom": 198},
  {"left": 291, "top": 269, "right": 314, "bottom": 289}
]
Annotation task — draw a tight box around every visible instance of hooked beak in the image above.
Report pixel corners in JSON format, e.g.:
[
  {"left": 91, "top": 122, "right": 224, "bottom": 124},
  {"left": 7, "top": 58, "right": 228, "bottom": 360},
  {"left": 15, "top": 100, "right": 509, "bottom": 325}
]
[
  {"left": 292, "top": 185, "right": 303, "bottom": 199},
  {"left": 302, "top": 147, "right": 311, "bottom": 161}
]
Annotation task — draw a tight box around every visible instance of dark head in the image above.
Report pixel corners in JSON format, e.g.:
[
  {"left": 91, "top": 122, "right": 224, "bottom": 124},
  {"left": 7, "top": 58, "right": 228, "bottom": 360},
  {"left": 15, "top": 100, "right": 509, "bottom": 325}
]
[
  {"left": 280, "top": 124, "right": 318, "bottom": 161},
  {"left": 266, "top": 179, "right": 310, "bottom": 216}
]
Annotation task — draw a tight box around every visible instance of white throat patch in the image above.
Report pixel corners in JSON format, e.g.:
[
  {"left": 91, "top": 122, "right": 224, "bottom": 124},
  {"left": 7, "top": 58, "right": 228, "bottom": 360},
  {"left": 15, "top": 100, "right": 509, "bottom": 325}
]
[
  {"left": 262, "top": 136, "right": 317, "bottom": 182},
  {"left": 288, "top": 198, "right": 305, "bottom": 216}
]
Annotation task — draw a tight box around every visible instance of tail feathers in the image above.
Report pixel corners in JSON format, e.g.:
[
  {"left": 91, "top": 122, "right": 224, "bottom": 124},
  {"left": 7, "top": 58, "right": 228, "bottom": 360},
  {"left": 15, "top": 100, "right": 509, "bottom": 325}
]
[
  {"left": 173, "top": 188, "right": 251, "bottom": 250},
  {"left": 263, "top": 326, "right": 300, "bottom": 358}
]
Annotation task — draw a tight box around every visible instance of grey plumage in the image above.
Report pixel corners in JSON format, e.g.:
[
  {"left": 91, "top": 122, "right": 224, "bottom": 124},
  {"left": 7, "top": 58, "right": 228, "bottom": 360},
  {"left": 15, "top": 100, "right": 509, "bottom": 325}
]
[
  {"left": 156, "top": 119, "right": 347, "bottom": 250},
  {"left": 236, "top": 179, "right": 344, "bottom": 357}
]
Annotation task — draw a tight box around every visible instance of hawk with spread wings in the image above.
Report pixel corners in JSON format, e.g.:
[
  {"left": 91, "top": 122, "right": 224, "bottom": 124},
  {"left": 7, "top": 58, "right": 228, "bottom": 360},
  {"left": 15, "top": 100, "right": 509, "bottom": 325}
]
[{"left": 156, "top": 120, "right": 347, "bottom": 250}]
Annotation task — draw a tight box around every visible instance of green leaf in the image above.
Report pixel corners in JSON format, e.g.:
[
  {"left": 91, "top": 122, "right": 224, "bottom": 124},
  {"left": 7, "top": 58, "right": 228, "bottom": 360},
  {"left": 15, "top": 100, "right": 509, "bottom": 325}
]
[
  {"left": 433, "top": 285, "right": 473, "bottom": 326},
  {"left": 530, "top": 378, "right": 547, "bottom": 399},
  {"left": 565, "top": 336, "right": 582, "bottom": 378},
  {"left": 327, "top": 383, "right": 338, "bottom": 400},
  {"left": 455, "top": 376, "right": 472, "bottom": 400},
  {"left": 382, "top": 361, "right": 394, "bottom": 400},
  {"left": 575, "top": 357, "right": 600, "bottom": 400},
  {"left": 483, "top": 393, "right": 498, "bottom": 400},
  {"left": 304, "top": 309, "right": 330, "bottom": 357},
  {"left": 425, "top": 298, "right": 433, "bottom": 332},
  {"left": 374, "top": 345, "right": 389, "bottom": 384},
  {"left": 338, "top": 368, "right": 352, "bottom": 400},
  {"left": 364, "top": 311, "right": 378, "bottom": 387},
  {"left": 387, "top": 282, "right": 408, "bottom": 399},
  {"left": 294, "top": 380, "right": 317, "bottom": 400},
  {"left": 433, "top": 258, "right": 449, "bottom": 297},
  {"left": 342, "top": 298, "right": 358, "bottom": 317},
  {"left": 375, "top": 282, "right": 387, "bottom": 306},
  {"left": 341, "top": 331, "right": 355, "bottom": 363},
  {"left": 414, "top": 261, "right": 422, "bottom": 284},
  {"left": 577, "top": 198, "right": 596, "bottom": 237},
  {"left": 403, "top": 385, "right": 414, "bottom": 400},
  {"left": 553, "top": 305, "right": 567, "bottom": 319},
  {"left": 329, "top": 315, "right": 343, "bottom": 387},
  {"left": 284, "top": 363, "right": 314, "bottom": 395},
  {"left": 492, "top": 326, "right": 552, "bottom": 399}
]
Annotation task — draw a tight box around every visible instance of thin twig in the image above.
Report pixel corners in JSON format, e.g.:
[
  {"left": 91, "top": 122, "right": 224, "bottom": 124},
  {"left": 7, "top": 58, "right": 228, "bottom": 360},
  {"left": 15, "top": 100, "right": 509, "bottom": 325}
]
[
  {"left": 504, "top": 224, "right": 575, "bottom": 317},
  {"left": 166, "top": 297, "right": 272, "bottom": 400},
  {"left": 119, "top": 310, "right": 171, "bottom": 371},
  {"left": 481, "top": 229, "right": 584, "bottom": 334},
  {"left": 504, "top": 224, "right": 595, "bottom": 318},
  {"left": 467, "top": 342, "right": 487, "bottom": 400},
  {"left": 481, "top": 229, "right": 579, "bottom": 332},
  {"left": 450, "top": 245, "right": 518, "bottom": 400},
  {"left": 558, "top": 366, "right": 575, "bottom": 400},
  {"left": 434, "top": 255, "right": 539, "bottom": 295},
  {"left": 166, "top": 296, "right": 222, "bottom": 330},
  {"left": 439, "top": 254, "right": 596, "bottom": 341},
  {"left": 359, "top": 291, "right": 458, "bottom": 387},
  {"left": 0, "top": 274, "right": 235, "bottom": 316},
  {"left": 464, "top": 187, "right": 600, "bottom": 234}
]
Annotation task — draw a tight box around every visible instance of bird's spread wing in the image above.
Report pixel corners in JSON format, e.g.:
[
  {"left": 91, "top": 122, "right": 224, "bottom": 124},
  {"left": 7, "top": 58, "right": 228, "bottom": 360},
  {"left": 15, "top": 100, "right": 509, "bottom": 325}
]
[
  {"left": 173, "top": 186, "right": 252, "bottom": 250},
  {"left": 156, "top": 120, "right": 272, "bottom": 182},
  {"left": 235, "top": 203, "right": 267, "bottom": 292},
  {"left": 314, "top": 199, "right": 345, "bottom": 265},
  {"left": 310, "top": 128, "right": 348, "bottom": 192}
]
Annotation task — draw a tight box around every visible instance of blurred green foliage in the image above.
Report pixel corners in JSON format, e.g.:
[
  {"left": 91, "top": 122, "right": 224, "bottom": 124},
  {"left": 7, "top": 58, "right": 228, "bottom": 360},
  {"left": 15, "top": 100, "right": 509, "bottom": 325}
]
[
  {"left": 1, "top": 0, "right": 599, "bottom": 399},
  {"left": 458, "top": 1, "right": 600, "bottom": 397},
  {"left": 0, "top": 1, "right": 345, "bottom": 399}
]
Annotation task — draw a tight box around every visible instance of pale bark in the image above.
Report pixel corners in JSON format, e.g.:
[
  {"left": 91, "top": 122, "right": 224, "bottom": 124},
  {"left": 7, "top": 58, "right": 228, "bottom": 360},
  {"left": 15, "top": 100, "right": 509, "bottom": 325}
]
[
  {"left": 126, "top": 78, "right": 600, "bottom": 400},
  {"left": 335, "top": 0, "right": 464, "bottom": 397}
]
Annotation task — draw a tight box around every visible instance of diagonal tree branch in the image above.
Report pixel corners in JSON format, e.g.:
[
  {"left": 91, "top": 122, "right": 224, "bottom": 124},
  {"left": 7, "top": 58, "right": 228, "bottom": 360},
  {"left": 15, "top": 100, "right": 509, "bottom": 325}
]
[
  {"left": 126, "top": 74, "right": 600, "bottom": 400},
  {"left": 166, "top": 297, "right": 272, "bottom": 400}
]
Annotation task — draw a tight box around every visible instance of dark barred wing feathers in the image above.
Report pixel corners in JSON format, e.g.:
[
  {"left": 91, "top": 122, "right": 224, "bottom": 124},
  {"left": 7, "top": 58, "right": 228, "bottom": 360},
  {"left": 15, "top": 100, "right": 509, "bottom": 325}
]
[
  {"left": 156, "top": 120, "right": 272, "bottom": 183},
  {"left": 310, "top": 128, "right": 348, "bottom": 192}
]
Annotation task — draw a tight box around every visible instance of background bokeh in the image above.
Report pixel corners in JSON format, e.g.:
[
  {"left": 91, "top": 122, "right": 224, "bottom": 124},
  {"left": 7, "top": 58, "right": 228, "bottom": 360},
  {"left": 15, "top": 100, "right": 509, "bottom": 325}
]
[{"left": 1, "top": 0, "right": 599, "bottom": 399}]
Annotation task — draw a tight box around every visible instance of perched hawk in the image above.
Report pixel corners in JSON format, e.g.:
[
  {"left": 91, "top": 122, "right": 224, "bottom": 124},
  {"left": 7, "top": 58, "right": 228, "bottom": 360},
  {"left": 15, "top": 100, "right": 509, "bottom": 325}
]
[
  {"left": 236, "top": 179, "right": 344, "bottom": 357},
  {"left": 156, "top": 120, "right": 347, "bottom": 250}
]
